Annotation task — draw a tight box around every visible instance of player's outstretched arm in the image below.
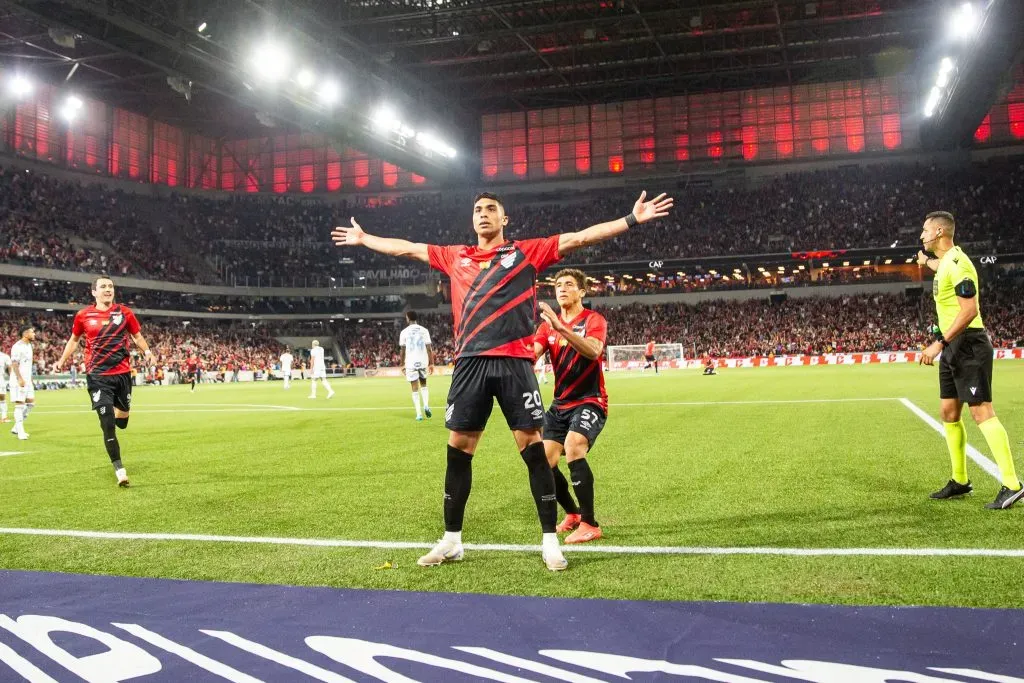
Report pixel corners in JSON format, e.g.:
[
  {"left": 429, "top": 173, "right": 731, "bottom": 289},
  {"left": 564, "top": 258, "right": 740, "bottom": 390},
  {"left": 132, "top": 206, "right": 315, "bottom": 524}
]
[
  {"left": 557, "top": 191, "right": 673, "bottom": 257},
  {"left": 55, "top": 334, "right": 81, "bottom": 371},
  {"left": 331, "top": 218, "right": 430, "bottom": 264}
]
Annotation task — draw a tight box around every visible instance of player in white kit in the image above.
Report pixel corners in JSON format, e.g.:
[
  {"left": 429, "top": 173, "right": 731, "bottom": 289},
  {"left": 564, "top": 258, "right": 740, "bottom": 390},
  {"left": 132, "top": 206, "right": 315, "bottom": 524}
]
[
  {"left": 308, "top": 340, "right": 335, "bottom": 399},
  {"left": 0, "top": 350, "right": 10, "bottom": 423},
  {"left": 398, "top": 311, "right": 434, "bottom": 421},
  {"left": 534, "top": 353, "right": 548, "bottom": 384},
  {"left": 280, "top": 347, "right": 294, "bottom": 390},
  {"left": 9, "top": 325, "right": 36, "bottom": 440}
]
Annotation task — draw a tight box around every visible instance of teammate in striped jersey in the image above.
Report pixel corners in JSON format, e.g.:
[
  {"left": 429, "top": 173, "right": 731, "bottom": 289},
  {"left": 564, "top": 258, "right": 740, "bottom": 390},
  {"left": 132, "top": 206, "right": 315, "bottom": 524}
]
[
  {"left": 56, "top": 276, "right": 154, "bottom": 487},
  {"left": 534, "top": 269, "right": 609, "bottom": 544}
]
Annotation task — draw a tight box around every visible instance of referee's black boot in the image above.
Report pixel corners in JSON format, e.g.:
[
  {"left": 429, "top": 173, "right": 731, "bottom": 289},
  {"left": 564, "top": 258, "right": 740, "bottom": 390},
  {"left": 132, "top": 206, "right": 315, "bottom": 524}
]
[
  {"left": 930, "top": 479, "right": 973, "bottom": 499},
  {"left": 985, "top": 483, "right": 1024, "bottom": 510}
]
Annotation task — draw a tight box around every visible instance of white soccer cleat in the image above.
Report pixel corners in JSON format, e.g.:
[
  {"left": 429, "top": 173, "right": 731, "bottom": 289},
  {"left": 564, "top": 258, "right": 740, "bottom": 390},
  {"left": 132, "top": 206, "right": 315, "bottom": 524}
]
[
  {"left": 417, "top": 539, "right": 465, "bottom": 567},
  {"left": 307, "top": 395, "right": 316, "bottom": 399},
  {"left": 16, "top": 431, "right": 29, "bottom": 441},
  {"left": 116, "top": 468, "right": 130, "bottom": 487},
  {"left": 327, "top": 390, "right": 335, "bottom": 399},
  {"left": 543, "top": 547, "right": 568, "bottom": 571}
]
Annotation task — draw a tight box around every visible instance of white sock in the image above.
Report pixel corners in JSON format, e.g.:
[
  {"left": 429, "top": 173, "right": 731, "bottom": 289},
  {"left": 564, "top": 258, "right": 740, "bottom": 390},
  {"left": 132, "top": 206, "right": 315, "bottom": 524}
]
[
  {"left": 310, "top": 380, "right": 316, "bottom": 397},
  {"left": 542, "top": 532, "right": 560, "bottom": 552},
  {"left": 23, "top": 403, "right": 33, "bottom": 421},
  {"left": 14, "top": 404, "right": 25, "bottom": 432},
  {"left": 284, "top": 377, "right": 290, "bottom": 388},
  {"left": 115, "top": 467, "right": 127, "bottom": 480},
  {"left": 322, "top": 379, "right": 333, "bottom": 394},
  {"left": 420, "top": 387, "right": 429, "bottom": 409},
  {"left": 412, "top": 392, "right": 422, "bottom": 417},
  {"left": 0, "top": 400, "right": 6, "bottom": 420},
  {"left": 443, "top": 531, "right": 462, "bottom": 544}
]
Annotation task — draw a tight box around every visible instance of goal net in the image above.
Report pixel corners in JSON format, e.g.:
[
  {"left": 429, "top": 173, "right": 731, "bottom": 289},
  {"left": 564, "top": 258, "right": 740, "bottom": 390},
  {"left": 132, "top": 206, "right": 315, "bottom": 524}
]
[{"left": 606, "top": 343, "right": 684, "bottom": 371}]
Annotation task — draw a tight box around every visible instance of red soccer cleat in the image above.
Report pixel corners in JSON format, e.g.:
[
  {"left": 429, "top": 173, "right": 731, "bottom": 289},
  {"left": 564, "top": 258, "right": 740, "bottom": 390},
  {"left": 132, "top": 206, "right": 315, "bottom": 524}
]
[
  {"left": 555, "top": 513, "right": 581, "bottom": 533},
  {"left": 564, "top": 522, "right": 603, "bottom": 544}
]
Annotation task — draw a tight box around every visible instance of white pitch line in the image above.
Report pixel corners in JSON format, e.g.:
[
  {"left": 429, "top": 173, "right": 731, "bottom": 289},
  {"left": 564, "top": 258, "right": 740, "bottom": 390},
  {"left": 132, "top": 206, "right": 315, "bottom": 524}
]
[
  {"left": 1, "top": 527, "right": 1023, "bottom": 558},
  {"left": 898, "top": 398, "right": 1001, "bottom": 482},
  {"left": 0, "top": 452, "right": 26, "bottom": 458},
  {"left": 27, "top": 398, "right": 904, "bottom": 416}
]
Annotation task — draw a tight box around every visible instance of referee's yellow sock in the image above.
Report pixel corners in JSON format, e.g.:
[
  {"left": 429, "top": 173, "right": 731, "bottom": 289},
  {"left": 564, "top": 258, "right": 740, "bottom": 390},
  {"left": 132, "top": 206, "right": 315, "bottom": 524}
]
[
  {"left": 978, "top": 417, "right": 1021, "bottom": 490},
  {"left": 943, "top": 420, "right": 969, "bottom": 485}
]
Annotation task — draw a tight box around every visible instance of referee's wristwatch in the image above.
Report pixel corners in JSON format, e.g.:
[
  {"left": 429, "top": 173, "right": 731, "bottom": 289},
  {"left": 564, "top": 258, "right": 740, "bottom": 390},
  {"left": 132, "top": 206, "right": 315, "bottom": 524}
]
[{"left": 934, "top": 330, "right": 949, "bottom": 348}]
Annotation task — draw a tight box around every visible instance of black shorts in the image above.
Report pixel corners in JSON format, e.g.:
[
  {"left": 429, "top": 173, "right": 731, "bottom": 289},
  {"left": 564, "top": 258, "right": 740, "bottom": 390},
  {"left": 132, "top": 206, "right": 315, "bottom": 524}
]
[
  {"left": 645, "top": 354, "right": 656, "bottom": 362},
  {"left": 445, "top": 356, "right": 544, "bottom": 432},
  {"left": 939, "top": 329, "right": 993, "bottom": 403},
  {"left": 543, "top": 404, "right": 607, "bottom": 449},
  {"left": 86, "top": 372, "right": 133, "bottom": 412}
]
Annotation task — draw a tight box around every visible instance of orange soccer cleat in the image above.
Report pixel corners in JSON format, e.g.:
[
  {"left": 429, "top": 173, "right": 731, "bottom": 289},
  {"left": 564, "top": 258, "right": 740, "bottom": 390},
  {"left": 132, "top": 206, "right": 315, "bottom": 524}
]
[
  {"left": 555, "top": 513, "right": 581, "bottom": 533},
  {"left": 564, "top": 522, "right": 602, "bottom": 544}
]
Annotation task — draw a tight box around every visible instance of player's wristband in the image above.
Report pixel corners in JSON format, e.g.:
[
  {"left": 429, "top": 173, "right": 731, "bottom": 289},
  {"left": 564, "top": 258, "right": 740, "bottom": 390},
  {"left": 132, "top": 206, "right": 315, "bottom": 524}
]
[
  {"left": 934, "top": 330, "right": 949, "bottom": 348},
  {"left": 624, "top": 212, "right": 638, "bottom": 228}
]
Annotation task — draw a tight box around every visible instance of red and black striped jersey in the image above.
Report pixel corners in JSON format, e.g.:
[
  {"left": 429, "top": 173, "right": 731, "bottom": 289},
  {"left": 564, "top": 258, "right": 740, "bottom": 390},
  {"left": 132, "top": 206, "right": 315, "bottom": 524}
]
[
  {"left": 429, "top": 236, "right": 561, "bottom": 359},
  {"left": 71, "top": 303, "right": 141, "bottom": 376},
  {"left": 534, "top": 308, "right": 609, "bottom": 412}
]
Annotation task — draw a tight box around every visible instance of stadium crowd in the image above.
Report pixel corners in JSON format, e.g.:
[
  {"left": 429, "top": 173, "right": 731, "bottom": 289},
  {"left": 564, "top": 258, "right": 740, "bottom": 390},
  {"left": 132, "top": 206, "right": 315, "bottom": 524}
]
[
  {"left": 0, "top": 310, "right": 284, "bottom": 378},
  {"left": 2, "top": 156, "right": 1022, "bottom": 286}
]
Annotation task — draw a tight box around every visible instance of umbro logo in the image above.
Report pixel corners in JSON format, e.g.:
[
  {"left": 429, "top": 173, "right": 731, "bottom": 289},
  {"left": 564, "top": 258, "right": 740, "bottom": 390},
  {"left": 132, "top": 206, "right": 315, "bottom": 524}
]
[
  {"left": 952, "top": 258, "right": 959, "bottom": 265},
  {"left": 460, "top": 257, "right": 471, "bottom": 267},
  {"left": 970, "top": 387, "right": 977, "bottom": 395},
  {"left": 531, "top": 408, "right": 543, "bottom": 420}
]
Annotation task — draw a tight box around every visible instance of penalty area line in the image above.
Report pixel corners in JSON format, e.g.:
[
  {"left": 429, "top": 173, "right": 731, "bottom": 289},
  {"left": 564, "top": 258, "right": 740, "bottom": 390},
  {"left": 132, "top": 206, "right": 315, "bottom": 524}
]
[
  {"left": 1, "top": 527, "right": 1023, "bottom": 558},
  {"left": 898, "top": 398, "right": 1001, "bottom": 482}
]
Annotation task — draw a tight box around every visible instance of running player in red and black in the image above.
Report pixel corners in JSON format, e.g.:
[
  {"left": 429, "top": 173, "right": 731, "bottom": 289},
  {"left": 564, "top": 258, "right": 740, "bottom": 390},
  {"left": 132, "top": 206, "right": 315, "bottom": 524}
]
[
  {"left": 534, "top": 268, "right": 608, "bottom": 544},
  {"left": 56, "top": 276, "right": 154, "bottom": 487},
  {"left": 333, "top": 190, "right": 672, "bottom": 571},
  {"left": 642, "top": 338, "right": 658, "bottom": 373}
]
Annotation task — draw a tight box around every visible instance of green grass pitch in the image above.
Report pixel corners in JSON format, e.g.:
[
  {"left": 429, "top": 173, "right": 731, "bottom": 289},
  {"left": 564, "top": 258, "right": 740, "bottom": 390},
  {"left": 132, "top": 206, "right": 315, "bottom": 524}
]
[{"left": 2, "top": 363, "right": 1023, "bottom": 608}]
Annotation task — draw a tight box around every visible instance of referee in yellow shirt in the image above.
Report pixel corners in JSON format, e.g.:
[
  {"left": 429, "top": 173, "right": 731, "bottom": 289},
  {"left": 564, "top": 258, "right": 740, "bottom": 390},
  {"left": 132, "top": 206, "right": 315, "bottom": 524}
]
[{"left": 917, "top": 211, "right": 1022, "bottom": 509}]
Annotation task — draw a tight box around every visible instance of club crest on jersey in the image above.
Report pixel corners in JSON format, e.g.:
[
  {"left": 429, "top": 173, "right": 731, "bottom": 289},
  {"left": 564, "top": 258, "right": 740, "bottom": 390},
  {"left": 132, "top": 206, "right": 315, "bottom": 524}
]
[
  {"left": 500, "top": 253, "right": 516, "bottom": 269},
  {"left": 110, "top": 312, "right": 123, "bottom": 325}
]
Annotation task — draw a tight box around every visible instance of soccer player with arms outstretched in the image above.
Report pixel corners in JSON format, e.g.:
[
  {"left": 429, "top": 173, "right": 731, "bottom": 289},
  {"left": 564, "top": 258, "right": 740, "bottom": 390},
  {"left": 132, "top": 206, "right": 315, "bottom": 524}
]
[
  {"left": 916, "top": 211, "right": 1022, "bottom": 509},
  {"left": 333, "top": 190, "right": 672, "bottom": 570},
  {"left": 56, "top": 277, "right": 154, "bottom": 487},
  {"left": 533, "top": 269, "right": 609, "bottom": 544}
]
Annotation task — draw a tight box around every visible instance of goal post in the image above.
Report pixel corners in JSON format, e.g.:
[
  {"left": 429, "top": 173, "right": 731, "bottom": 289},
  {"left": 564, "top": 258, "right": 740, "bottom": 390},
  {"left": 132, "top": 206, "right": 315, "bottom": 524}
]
[{"left": 606, "top": 343, "right": 684, "bottom": 371}]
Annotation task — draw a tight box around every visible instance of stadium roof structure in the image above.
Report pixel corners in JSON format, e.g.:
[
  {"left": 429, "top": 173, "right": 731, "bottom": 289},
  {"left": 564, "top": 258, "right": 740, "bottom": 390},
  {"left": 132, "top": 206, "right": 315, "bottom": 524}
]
[{"left": 0, "top": 0, "right": 1018, "bottom": 168}]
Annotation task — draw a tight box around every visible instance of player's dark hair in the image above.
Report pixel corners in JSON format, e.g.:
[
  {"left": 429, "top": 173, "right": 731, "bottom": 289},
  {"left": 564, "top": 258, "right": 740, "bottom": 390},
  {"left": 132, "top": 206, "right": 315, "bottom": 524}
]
[
  {"left": 553, "top": 268, "right": 587, "bottom": 290},
  {"left": 925, "top": 211, "right": 956, "bottom": 237},
  {"left": 18, "top": 324, "right": 34, "bottom": 337},
  {"left": 92, "top": 275, "right": 114, "bottom": 289},
  {"left": 473, "top": 192, "right": 504, "bottom": 211},
  {"left": 405, "top": 310, "right": 418, "bottom": 322}
]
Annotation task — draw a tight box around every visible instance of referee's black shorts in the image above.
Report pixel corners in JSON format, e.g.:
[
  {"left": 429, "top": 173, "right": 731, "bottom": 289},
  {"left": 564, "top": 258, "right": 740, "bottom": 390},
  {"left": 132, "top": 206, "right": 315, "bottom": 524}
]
[
  {"left": 86, "top": 372, "right": 133, "bottom": 412},
  {"left": 445, "top": 356, "right": 544, "bottom": 432},
  {"left": 939, "top": 328, "right": 993, "bottom": 403}
]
